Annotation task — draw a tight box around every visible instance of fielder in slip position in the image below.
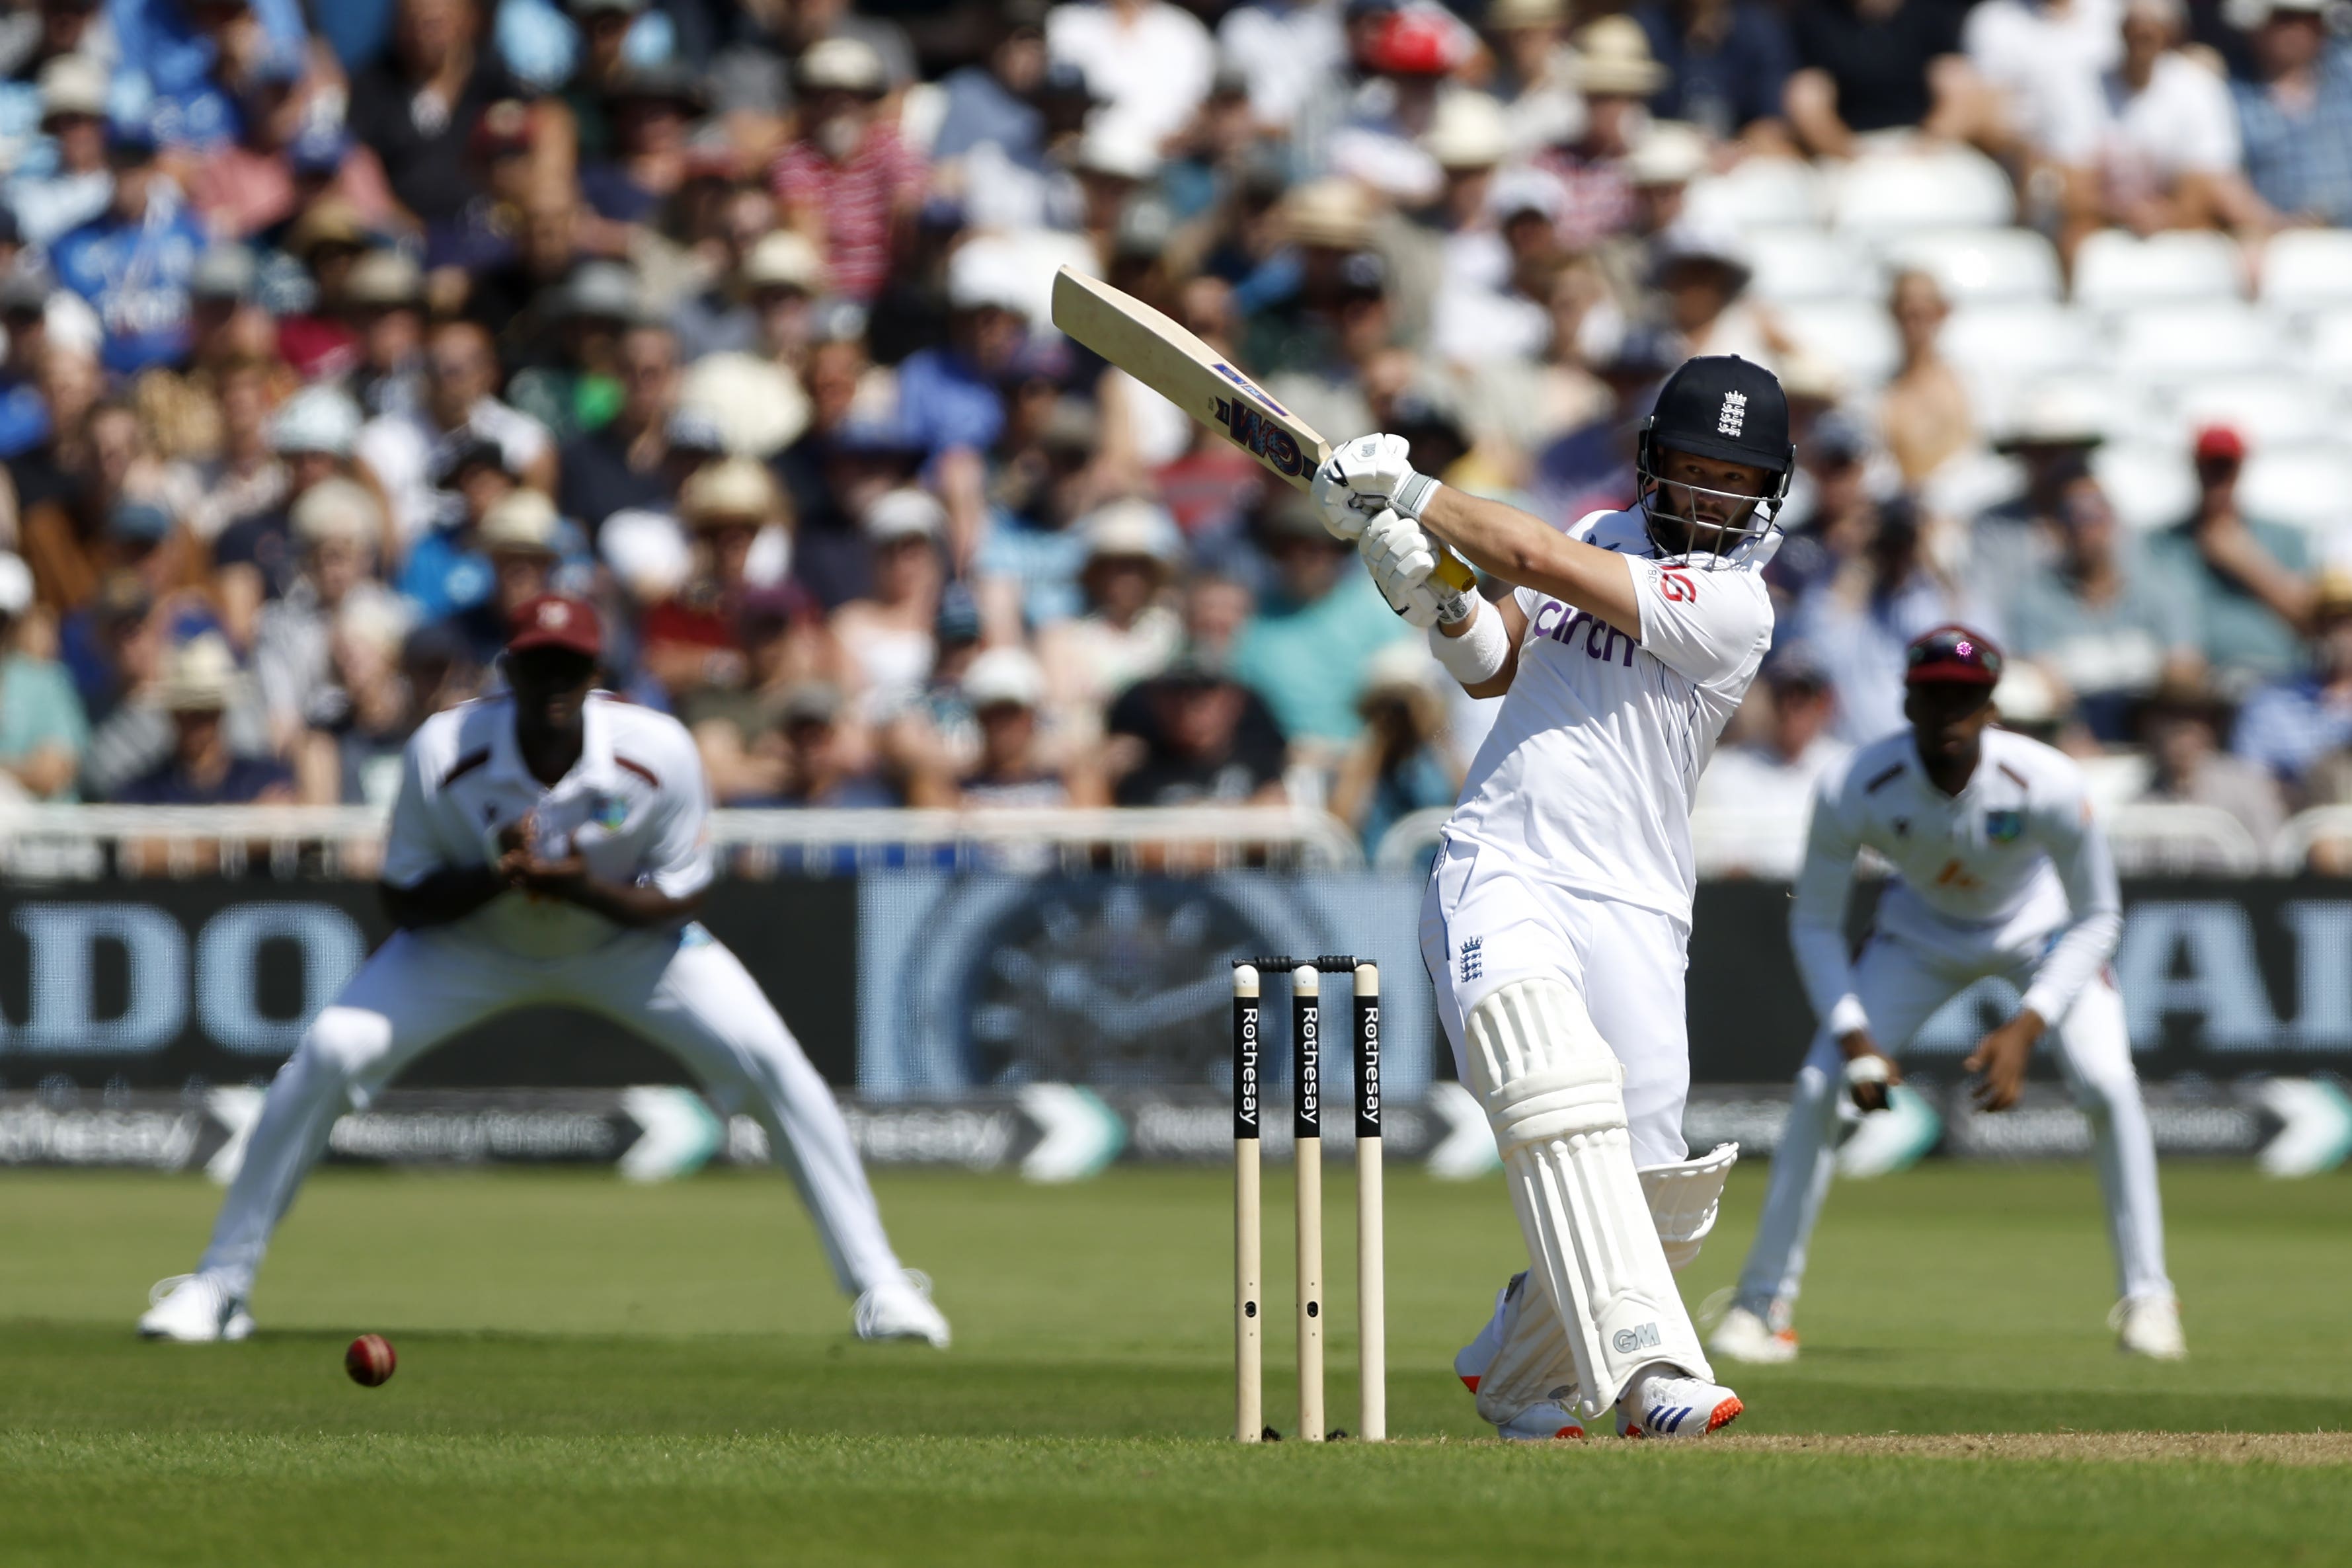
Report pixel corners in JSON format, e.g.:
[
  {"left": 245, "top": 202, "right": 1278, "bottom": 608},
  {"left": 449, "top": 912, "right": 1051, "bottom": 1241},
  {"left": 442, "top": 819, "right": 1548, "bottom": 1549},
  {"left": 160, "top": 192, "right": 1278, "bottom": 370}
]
[
  {"left": 141, "top": 595, "right": 949, "bottom": 1349},
  {"left": 1713, "top": 627, "right": 2183, "bottom": 1364},
  {"left": 1311, "top": 355, "right": 1791, "bottom": 1440}
]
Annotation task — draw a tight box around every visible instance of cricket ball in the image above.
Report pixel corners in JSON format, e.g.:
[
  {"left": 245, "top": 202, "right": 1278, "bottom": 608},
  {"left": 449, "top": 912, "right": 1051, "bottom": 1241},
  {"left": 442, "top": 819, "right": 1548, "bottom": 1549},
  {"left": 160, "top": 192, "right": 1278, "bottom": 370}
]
[{"left": 345, "top": 1333, "right": 397, "bottom": 1387}]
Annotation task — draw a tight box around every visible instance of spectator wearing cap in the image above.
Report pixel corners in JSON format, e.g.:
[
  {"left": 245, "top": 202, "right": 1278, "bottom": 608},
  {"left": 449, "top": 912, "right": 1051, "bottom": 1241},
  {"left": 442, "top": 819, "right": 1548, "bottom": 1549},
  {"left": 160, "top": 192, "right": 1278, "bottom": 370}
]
[
  {"left": 1649, "top": 212, "right": 1783, "bottom": 367},
  {"left": 578, "top": 63, "right": 702, "bottom": 229},
  {"left": 438, "top": 485, "right": 569, "bottom": 664},
  {"left": 1038, "top": 498, "right": 1185, "bottom": 735},
  {"left": 667, "top": 230, "right": 822, "bottom": 450},
  {"left": 2131, "top": 674, "right": 2285, "bottom": 847},
  {"left": 1694, "top": 647, "right": 1853, "bottom": 873},
  {"left": 1632, "top": 0, "right": 1795, "bottom": 147},
  {"left": 558, "top": 320, "right": 685, "bottom": 535},
  {"left": 932, "top": 8, "right": 1086, "bottom": 233},
  {"left": 1528, "top": 325, "right": 1677, "bottom": 524},
  {"left": 831, "top": 486, "right": 944, "bottom": 722},
  {"left": 879, "top": 578, "right": 986, "bottom": 778},
  {"left": 1046, "top": 0, "right": 1214, "bottom": 151},
  {"left": 1105, "top": 651, "right": 1288, "bottom": 805},
  {"left": 1968, "top": 381, "right": 2109, "bottom": 608},
  {"left": 504, "top": 258, "right": 644, "bottom": 441},
  {"left": 769, "top": 38, "right": 925, "bottom": 304},
  {"left": 2230, "top": 0, "right": 2352, "bottom": 227},
  {"left": 972, "top": 394, "right": 1107, "bottom": 641},
  {"left": 541, "top": 0, "right": 664, "bottom": 161},
  {"left": 2145, "top": 424, "right": 2315, "bottom": 696},
  {"left": 1877, "top": 268, "right": 1974, "bottom": 488},
  {"left": 1329, "top": 639, "right": 1461, "bottom": 853},
  {"left": 738, "top": 679, "right": 896, "bottom": 808},
  {"left": 1230, "top": 490, "right": 1411, "bottom": 748},
  {"left": 2234, "top": 568, "right": 2352, "bottom": 803},
  {"left": 395, "top": 435, "right": 514, "bottom": 616},
  {"left": 637, "top": 455, "right": 797, "bottom": 703},
  {"left": 908, "top": 644, "right": 1107, "bottom": 809},
  {"left": 212, "top": 385, "right": 362, "bottom": 629},
  {"left": 266, "top": 196, "right": 374, "bottom": 378},
  {"left": 9, "top": 53, "right": 112, "bottom": 247},
  {"left": 1481, "top": 0, "right": 1583, "bottom": 157},
  {"left": 1411, "top": 93, "right": 1537, "bottom": 367},
  {"left": 50, "top": 117, "right": 210, "bottom": 375},
  {"left": 357, "top": 316, "right": 555, "bottom": 547},
  {"left": 1785, "top": 0, "right": 1980, "bottom": 161},
  {"left": 1764, "top": 407, "right": 1877, "bottom": 600},
  {"left": 2008, "top": 467, "right": 2203, "bottom": 740},
  {"left": 2046, "top": 0, "right": 2246, "bottom": 246},
  {"left": 1787, "top": 493, "right": 1984, "bottom": 744},
  {"left": 0, "top": 549, "right": 88, "bottom": 798},
  {"left": 341, "top": 249, "right": 427, "bottom": 418},
  {"left": 1329, "top": 11, "right": 1473, "bottom": 208},
  {"left": 1531, "top": 17, "right": 1662, "bottom": 251},
  {"left": 112, "top": 633, "right": 292, "bottom": 803},
  {"left": 252, "top": 475, "right": 405, "bottom": 751},
  {"left": 773, "top": 354, "right": 920, "bottom": 611},
  {"left": 348, "top": 0, "right": 529, "bottom": 227}
]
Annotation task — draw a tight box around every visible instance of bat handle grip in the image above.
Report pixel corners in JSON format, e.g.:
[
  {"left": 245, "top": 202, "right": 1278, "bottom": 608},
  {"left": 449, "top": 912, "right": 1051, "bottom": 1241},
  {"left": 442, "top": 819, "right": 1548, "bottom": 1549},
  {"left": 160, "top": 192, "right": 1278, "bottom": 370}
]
[{"left": 1431, "top": 549, "right": 1478, "bottom": 594}]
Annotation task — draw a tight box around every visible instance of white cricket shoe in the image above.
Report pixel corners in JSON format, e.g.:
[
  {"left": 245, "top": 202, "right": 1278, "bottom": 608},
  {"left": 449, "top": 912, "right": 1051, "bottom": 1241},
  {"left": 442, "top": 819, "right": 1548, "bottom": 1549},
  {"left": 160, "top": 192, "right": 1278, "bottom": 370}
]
[
  {"left": 1454, "top": 1275, "right": 1593, "bottom": 1440},
  {"left": 1495, "top": 1401, "right": 1590, "bottom": 1440},
  {"left": 1617, "top": 1366, "right": 1743, "bottom": 1439},
  {"left": 139, "top": 1274, "right": 253, "bottom": 1342},
  {"left": 1708, "top": 1300, "right": 1799, "bottom": 1366},
  {"left": 2112, "top": 1292, "right": 2186, "bottom": 1360},
  {"left": 852, "top": 1268, "right": 951, "bottom": 1348}
]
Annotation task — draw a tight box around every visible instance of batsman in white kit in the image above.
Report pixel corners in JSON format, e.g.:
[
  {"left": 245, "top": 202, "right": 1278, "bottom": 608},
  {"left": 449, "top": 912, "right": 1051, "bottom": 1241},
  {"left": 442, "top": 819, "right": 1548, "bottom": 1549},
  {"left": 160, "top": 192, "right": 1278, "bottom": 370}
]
[
  {"left": 1311, "top": 355, "right": 1792, "bottom": 1440},
  {"left": 141, "top": 594, "right": 949, "bottom": 1348},
  {"left": 1712, "top": 626, "right": 2183, "bottom": 1365}
]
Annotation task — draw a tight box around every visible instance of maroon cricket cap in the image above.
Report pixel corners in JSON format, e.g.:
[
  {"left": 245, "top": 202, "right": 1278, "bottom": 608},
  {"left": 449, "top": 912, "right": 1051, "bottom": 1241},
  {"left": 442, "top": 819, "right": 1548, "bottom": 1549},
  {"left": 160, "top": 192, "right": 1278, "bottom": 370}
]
[
  {"left": 506, "top": 594, "right": 602, "bottom": 658},
  {"left": 1903, "top": 624, "right": 2004, "bottom": 687},
  {"left": 2193, "top": 424, "right": 2246, "bottom": 464}
]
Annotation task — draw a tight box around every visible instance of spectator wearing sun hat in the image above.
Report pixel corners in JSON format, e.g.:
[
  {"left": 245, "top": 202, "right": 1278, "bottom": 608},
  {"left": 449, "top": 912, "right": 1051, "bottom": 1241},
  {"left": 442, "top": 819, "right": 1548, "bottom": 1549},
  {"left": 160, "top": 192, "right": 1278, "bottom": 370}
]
[
  {"left": 253, "top": 477, "right": 406, "bottom": 752},
  {"left": 831, "top": 486, "right": 946, "bottom": 723},
  {"left": 768, "top": 38, "right": 927, "bottom": 303},
  {"left": 1037, "top": 498, "right": 1187, "bottom": 739}
]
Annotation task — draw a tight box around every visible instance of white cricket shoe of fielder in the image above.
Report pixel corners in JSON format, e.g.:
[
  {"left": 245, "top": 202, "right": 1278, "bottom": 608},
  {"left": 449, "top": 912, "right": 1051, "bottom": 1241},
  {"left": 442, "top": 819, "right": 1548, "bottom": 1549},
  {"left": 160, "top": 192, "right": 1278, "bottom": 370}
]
[
  {"left": 1707, "top": 1299, "right": 1799, "bottom": 1366},
  {"left": 1616, "top": 1367, "right": 1743, "bottom": 1439},
  {"left": 139, "top": 1274, "right": 253, "bottom": 1343},
  {"left": 2111, "top": 1292, "right": 2186, "bottom": 1360},
  {"left": 852, "top": 1269, "right": 951, "bottom": 1348}
]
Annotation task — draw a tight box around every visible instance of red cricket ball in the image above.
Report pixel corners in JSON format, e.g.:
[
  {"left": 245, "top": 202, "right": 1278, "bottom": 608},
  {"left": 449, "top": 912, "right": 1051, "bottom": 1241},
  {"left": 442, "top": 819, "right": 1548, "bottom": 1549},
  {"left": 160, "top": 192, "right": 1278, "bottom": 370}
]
[{"left": 345, "top": 1333, "right": 397, "bottom": 1387}]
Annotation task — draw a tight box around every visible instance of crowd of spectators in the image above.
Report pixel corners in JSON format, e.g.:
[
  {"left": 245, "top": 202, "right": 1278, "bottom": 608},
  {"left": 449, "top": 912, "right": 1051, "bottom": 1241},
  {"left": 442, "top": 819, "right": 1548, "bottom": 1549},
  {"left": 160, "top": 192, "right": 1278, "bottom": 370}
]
[{"left": 0, "top": 0, "right": 2346, "bottom": 862}]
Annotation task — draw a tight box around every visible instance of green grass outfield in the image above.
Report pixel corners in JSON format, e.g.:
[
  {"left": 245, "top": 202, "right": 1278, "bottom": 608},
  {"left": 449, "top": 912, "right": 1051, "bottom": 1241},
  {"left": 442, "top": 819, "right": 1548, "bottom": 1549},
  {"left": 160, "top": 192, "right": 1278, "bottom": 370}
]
[{"left": 2, "top": 1161, "right": 2348, "bottom": 1565}]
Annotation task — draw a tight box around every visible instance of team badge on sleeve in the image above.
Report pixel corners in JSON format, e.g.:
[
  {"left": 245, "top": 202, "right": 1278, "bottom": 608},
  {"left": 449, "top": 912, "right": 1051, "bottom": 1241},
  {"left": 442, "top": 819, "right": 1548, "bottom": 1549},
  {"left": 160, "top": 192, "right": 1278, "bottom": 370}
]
[{"left": 1985, "top": 809, "right": 2023, "bottom": 843}]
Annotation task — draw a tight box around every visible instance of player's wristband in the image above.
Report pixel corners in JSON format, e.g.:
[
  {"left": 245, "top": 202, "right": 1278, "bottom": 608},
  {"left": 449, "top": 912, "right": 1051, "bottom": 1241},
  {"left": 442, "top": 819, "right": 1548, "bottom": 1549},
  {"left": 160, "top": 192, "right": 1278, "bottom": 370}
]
[
  {"left": 1392, "top": 470, "right": 1439, "bottom": 521},
  {"left": 1428, "top": 600, "right": 1507, "bottom": 684}
]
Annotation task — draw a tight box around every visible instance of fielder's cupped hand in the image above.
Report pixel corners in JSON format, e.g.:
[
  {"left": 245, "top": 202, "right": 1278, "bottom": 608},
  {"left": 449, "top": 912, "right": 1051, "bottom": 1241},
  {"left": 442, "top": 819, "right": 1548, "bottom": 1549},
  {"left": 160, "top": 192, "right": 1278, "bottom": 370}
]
[{"left": 1310, "top": 432, "right": 1416, "bottom": 540}]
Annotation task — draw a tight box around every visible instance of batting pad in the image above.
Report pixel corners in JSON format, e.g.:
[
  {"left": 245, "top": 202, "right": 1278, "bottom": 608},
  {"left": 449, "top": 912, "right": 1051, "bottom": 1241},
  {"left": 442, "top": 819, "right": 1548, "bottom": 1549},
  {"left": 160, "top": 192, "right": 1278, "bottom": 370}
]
[
  {"left": 1464, "top": 978, "right": 1713, "bottom": 1414},
  {"left": 1639, "top": 1143, "right": 1740, "bottom": 1271},
  {"left": 1471, "top": 1271, "right": 1581, "bottom": 1427}
]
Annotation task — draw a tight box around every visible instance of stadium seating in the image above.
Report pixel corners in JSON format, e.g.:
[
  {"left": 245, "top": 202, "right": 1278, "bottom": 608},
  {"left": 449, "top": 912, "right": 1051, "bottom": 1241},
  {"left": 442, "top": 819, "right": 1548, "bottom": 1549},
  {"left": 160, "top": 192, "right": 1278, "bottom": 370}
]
[
  {"left": 2073, "top": 230, "right": 2246, "bottom": 314},
  {"left": 1879, "top": 227, "right": 2062, "bottom": 306}
]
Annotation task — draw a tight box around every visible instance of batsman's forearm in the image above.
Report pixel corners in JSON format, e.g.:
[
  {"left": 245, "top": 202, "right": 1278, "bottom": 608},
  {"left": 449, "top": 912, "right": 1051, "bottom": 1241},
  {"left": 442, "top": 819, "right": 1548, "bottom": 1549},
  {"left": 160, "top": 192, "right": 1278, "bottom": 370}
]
[
  {"left": 379, "top": 867, "right": 509, "bottom": 930},
  {"left": 1417, "top": 487, "right": 1641, "bottom": 637}
]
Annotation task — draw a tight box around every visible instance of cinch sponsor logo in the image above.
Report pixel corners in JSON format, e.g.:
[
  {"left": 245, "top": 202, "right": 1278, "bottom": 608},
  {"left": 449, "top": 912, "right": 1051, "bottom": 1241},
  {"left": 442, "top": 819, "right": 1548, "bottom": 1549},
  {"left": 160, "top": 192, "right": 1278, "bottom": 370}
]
[
  {"left": 1529, "top": 600, "right": 1635, "bottom": 667},
  {"left": 1212, "top": 395, "right": 1308, "bottom": 477}
]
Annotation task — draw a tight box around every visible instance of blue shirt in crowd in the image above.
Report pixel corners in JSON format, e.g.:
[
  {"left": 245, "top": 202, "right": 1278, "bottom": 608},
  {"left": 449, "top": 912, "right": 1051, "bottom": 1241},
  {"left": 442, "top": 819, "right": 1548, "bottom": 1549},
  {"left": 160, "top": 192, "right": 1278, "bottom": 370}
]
[
  {"left": 51, "top": 192, "right": 208, "bottom": 374},
  {"left": 2235, "top": 46, "right": 2352, "bottom": 226}
]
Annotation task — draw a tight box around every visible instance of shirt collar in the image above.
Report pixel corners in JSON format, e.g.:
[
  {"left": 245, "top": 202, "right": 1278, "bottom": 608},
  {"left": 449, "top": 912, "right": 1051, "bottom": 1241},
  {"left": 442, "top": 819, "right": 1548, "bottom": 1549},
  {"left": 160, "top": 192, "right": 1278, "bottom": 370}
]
[{"left": 488, "top": 690, "right": 613, "bottom": 792}]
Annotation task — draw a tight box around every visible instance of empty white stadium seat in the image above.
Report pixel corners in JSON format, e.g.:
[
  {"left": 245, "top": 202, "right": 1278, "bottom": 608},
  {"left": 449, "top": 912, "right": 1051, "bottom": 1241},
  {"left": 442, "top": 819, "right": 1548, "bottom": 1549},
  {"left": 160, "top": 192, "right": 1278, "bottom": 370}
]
[
  {"left": 2238, "top": 447, "right": 2352, "bottom": 537},
  {"left": 2259, "top": 230, "right": 2352, "bottom": 317},
  {"left": 1778, "top": 301, "right": 1902, "bottom": 387},
  {"left": 1939, "top": 303, "right": 2097, "bottom": 385},
  {"left": 2091, "top": 441, "right": 2198, "bottom": 530},
  {"left": 2072, "top": 230, "right": 2244, "bottom": 312},
  {"left": 1744, "top": 227, "right": 1882, "bottom": 304},
  {"left": 1879, "top": 227, "right": 2061, "bottom": 305},
  {"left": 2168, "top": 375, "right": 2341, "bottom": 450},
  {"left": 2298, "top": 309, "right": 2352, "bottom": 389},
  {"left": 1688, "top": 158, "right": 1825, "bottom": 230},
  {"left": 1830, "top": 150, "right": 2016, "bottom": 235},
  {"left": 2112, "top": 302, "right": 2283, "bottom": 382}
]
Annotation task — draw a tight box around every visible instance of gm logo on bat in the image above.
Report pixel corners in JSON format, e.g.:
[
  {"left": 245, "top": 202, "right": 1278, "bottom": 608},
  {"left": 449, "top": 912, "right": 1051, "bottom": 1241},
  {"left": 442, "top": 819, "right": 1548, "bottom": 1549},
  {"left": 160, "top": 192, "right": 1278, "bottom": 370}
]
[{"left": 1212, "top": 398, "right": 1307, "bottom": 477}]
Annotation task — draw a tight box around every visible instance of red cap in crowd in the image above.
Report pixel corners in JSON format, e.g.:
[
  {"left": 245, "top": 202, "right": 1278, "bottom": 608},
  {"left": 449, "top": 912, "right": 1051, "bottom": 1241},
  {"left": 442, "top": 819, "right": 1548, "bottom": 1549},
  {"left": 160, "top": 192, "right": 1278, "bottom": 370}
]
[
  {"left": 506, "top": 594, "right": 602, "bottom": 658},
  {"left": 2193, "top": 424, "right": 2246, "bottom": 465},
  {"left": 1902, "top": 624, "right": 2004, "bottom": 687}
]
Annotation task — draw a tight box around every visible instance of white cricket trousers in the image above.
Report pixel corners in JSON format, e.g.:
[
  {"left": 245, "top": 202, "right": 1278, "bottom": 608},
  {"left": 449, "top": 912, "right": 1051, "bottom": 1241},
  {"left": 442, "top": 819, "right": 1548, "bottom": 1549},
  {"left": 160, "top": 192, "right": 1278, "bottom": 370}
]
[
  {"left": 196, "top": 923, "right": 907, "bottom": 1301},
  {"left": 1419, "top": 836, "right": 1694, "bottom": 1167},
  {"left": 1737, "top": 932, "right": 2173, "bottom": 1311}
]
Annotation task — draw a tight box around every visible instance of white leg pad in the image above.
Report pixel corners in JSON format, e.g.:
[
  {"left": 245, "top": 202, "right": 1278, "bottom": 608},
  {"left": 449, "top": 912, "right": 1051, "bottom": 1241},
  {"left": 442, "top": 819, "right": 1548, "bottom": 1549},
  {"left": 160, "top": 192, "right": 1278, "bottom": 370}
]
[
  {"left": 1464, "top": 978, "right": 1713, "bottom": 1414},
  {"left": 1471, "top": 1272, "right": 1585, "bottom": 1425},
  {"left": 1639, "top": 1142, "right": 1739, "bottom": 1272}
]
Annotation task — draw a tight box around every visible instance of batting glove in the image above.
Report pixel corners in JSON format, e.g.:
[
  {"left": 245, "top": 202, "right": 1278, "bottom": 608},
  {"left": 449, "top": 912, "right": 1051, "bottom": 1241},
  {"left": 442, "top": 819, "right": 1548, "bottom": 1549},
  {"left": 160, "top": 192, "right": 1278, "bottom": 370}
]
[
  {"left": 1312, "top": 432, "right": 1437, "bottom": 539},
  {"left": 1360, "top": 508, "right": 1473, "bottom": 627}
]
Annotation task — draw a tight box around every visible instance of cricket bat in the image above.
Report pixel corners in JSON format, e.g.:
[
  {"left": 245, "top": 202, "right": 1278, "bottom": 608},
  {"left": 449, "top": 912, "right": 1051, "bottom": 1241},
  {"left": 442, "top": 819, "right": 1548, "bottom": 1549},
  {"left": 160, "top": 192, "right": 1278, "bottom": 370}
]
[{"left": 1050, "top": 266, "right": 1477, "bottom": 592}]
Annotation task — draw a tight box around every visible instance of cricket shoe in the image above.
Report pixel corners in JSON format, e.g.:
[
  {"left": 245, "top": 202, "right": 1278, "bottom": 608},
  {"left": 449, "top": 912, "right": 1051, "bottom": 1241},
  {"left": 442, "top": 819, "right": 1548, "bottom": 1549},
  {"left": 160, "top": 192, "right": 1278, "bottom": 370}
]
[
  {"left": 1452, "top": 1275, "right": 1515, "bottom": 1395},
  {"left": 139, "top": 1274, "right": 253, "bottom": 1342},
  {"left": 853, "top": 1268, "right": 951, "bottom": 1348},
  {"left": 1705, "top": 1294, "right": 1799, "bottom": 1366},
  {"left": 1454, "top": 1276, "right": 1592, "bottom": 1440},
  {"left": 1616, "top": 1367, "right": 1743, "bottom": 1440},
  {"left": 2111, "top": 1292, "right": 2186, "bottom": 1360}
]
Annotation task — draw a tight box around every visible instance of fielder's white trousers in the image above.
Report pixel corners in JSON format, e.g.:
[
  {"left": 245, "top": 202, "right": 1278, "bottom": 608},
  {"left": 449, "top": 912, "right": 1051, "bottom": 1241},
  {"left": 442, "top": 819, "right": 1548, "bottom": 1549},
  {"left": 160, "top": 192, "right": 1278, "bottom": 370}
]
[
  {"left": 1419, "top": 836, "right": 1694, "bottom": 1169},
  {"left": 196, "top": 923, "right": 907, "bottom": 1301},
  {"left": 1737, "top": 931, "right": 2173, "bottom": 1310}
]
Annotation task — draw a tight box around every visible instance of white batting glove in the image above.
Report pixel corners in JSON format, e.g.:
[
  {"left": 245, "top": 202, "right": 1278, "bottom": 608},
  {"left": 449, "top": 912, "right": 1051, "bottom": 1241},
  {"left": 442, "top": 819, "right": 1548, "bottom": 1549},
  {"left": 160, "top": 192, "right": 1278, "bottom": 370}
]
[
  {"left": 1311, "top": 432, "right": 1432, "bottom": 540},
  {"left": 1359, "top": 508, "right": 1472, "bottom": 627}
]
